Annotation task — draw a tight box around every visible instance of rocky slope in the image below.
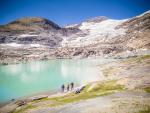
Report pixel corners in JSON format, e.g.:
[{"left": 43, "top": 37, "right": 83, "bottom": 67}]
[
  {"left": 0, "top": 17, "right": 83, "bottom": 46},
  {"left": 0, "top": 11, "right": 150, "bottom": 64}
]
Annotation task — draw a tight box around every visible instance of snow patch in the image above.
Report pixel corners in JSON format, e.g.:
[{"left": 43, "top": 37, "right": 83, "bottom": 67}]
[
  {"left": 1, "top": 43, "right": 23, "bottom": 47},
  {"left": 62, "top": 19, "right": 127, "bottom": 47},
  {"left": 19, "top": 34, "right": 38, "bottom": 38},
  {"left": 0, "top": 43, "right": 44, "bottom": 48},
  {"left": 30, "top": 44, "right": 44, "bottom": 47},
  {"left": 79, "top": 19, "right": 126, "bottom": 37}
]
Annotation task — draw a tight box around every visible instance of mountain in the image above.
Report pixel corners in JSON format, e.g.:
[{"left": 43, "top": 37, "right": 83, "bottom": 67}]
[
  {"left": 0, "top": 17, "right": 61, "bottom": 31},
  {"left": 61, "top": 11, "right": 150, "bottom": 57},
  {"left": 62, "top": 11, "right": 150, "bottom": 48},
  {"left": 0, "top": 17, "right": 61, "bottom": 46},
  {"left": 0, "top": 17, "right": 81, "bottom": 46},
  {"left": 0, "top": 11, "right": 150, "bottom": 64}
]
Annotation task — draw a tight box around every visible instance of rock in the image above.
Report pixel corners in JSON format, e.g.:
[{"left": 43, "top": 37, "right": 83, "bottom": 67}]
[
  {"left": 30, "top": 95, "right": 48, "bottom": 101},
  {"left": 17, "top": 100, "right": 26, "bottom": 106},
  {"left": 74, "top": 85, "right": 86, "bottom": 94}
]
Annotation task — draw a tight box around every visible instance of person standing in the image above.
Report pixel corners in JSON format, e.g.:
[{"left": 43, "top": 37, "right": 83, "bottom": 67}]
[
  {"left": 70, "top": 82, "right": 74, "bottom": 90},
  {"left": 67, "top": 84, "right": 70, "bottom": 91},
  {"left": 61, "top": 84, "right": 65, "bottom": 92}
]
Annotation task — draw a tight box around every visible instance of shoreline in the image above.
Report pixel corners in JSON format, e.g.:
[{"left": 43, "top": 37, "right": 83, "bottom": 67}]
[
  {"left": 0, "top": 89, "right": 57, "bottom": 107},
  {"left": 0, "top": 82, "right": 85, "bottom": 107},
  {"left": 0, "top": 79, "right": 100, "bottom": 110},
  {"left": 0, "top": 83, "right": 88, "bottom": 113},
  {"left": 0, "top": 55, "right": 109, "bottom": 66}
]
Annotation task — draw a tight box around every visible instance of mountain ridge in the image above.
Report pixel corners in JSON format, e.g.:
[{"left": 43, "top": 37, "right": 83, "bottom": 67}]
[
  {"left": 0, "top": 10, "right": 150, "bottom": 64},
  {"left": 0, "top": 17, "right": 61, "bottom": 32}
]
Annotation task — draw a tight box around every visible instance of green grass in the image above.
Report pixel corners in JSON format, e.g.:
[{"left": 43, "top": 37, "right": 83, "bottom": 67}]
[
  {"left": 13, "top": 104, "right": 36, "bottom": 113},
  {"left": 138, "top": 107, "right": 150, "bottom": 113},
  {"left": 40, "top": 80, "right": 125, "bottom": 107},
  {"left": 140, "top": 55, "right": 150, "bottom": 59},
  {"left": 123, "top": 55, "right": 150, "bottom": 64},
  {"left": 144, "top": 87, "right": 150, "bottom": 93}
]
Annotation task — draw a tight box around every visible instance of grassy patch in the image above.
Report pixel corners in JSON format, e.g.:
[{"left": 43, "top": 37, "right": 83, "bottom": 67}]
[
  {"left": 13, "top": 104, "right": 36, "bottom": 113},
  {"left": 87, "top": 80, "right": 124, "bottom": 92},
  {"left": 138, "top": 107, "right": 150, "bottom": 113},
  {"left": 144, "top": 87, "right": 150, "bottom": 93},
  {"left": 123, "top": 55, "right": 150, "bottom": 64},
  {"left": 140, "top": 55, "right": 150, "bottom": 60},
  {"left": 39, "top": 80, "right": 125, "bottom": 107},
  {"left": 13, "top": 80, "right": 125, "bottom": 112}
]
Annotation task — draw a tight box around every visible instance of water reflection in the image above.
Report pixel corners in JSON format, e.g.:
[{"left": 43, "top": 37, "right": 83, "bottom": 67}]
[{"left": 60, "top": 59, "right": 101, "bottom": 84}]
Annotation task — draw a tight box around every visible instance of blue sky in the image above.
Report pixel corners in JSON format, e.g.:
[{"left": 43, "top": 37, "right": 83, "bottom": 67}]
[{"left": 1, "top": 0, "right": 150, "bottom": 26}]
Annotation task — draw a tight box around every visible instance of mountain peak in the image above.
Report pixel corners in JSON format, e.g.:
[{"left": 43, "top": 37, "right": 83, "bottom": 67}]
[{"left": 0, "top": 17, "right": 61, "bottom": 31}]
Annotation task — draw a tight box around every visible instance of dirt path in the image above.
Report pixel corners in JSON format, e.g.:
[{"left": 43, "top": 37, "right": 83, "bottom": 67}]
[{"left": 28, "top": 91, "right": 150, "bottom": 113}]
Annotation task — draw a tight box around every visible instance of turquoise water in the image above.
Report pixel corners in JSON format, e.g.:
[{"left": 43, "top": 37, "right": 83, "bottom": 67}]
[{"left": 0, "top": 59, "right": 112, "bottom": 103}]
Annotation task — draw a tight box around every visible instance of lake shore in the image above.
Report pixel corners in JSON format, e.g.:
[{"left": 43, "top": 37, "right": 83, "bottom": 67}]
[
  {"left": 1, "top": 55, "right": 150, "bottom": 113},
  {"left": 0, "top": 83, "right": 88, "bottom": 113}
]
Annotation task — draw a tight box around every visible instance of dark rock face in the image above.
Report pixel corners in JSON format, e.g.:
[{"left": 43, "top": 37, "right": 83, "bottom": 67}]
[{"left": 0, "top": 37, "right": 5, "bottom": 43}]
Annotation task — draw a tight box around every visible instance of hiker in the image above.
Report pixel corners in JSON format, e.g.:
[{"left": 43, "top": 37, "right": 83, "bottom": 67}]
[
  {"left": 67, "top": 84, "right": 70, "bottom": 91},
  {"left": 61, "top": 84, "right": 65, "bottom": 92},
  {"left": 70, "top": 82, "right": 74, "bottom": 90}
]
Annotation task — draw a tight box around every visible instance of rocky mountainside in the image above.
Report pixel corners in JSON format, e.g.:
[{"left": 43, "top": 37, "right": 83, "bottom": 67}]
[
  {"left": 0, "top": 11, "right": 150, "bottom": 64},
  {"left": 0, "top": 17, "right": 82, "bottom": 46}
]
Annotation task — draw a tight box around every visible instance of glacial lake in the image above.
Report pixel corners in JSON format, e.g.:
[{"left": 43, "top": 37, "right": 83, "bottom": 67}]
[{"left": 0, "top": 59, "right": 114, "bottom": 103}]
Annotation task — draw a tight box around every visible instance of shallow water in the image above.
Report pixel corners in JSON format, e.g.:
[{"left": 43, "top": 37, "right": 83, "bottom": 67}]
[{"left": 0, "top": 58, "right": 114, "bottom": 103}]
